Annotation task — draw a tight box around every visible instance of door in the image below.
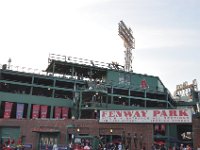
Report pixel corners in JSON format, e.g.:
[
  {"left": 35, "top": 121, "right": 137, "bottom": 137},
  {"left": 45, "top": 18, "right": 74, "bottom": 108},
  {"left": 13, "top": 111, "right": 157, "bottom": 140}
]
[{"left": 39, "top": 133, "right": 59, "bottom": 150}]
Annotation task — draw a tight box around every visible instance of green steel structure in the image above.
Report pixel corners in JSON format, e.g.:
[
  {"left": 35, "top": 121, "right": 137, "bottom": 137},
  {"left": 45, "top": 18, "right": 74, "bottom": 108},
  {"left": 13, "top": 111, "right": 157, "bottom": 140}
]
[{"left": 0, "top": 53, "right": 199, "bottom": 150}]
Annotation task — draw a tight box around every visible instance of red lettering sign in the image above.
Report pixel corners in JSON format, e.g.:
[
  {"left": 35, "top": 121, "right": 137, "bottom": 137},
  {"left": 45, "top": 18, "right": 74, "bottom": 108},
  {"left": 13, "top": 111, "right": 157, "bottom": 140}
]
[
  {"left": 179, "top": 110, "right": 188, "bottom": 116},
  {"left": 100, "top": 109, "right": 192, "bottom": 123}
]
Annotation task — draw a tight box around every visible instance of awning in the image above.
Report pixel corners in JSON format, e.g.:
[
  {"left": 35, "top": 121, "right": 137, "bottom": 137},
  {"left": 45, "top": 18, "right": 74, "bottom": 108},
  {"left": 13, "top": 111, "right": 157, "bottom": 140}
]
[{"left": 32, "top": 127, "right": 60, "bottom": 133}]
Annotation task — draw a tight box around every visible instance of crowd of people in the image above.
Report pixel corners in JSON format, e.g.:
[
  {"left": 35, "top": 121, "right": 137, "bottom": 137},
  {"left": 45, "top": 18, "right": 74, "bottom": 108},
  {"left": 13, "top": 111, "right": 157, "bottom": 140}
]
[
  {"left": 151, "top": 143, "right": 194, "bottom": 150},
  {"left": 0, "top": 137, "right": 24, "bottom": 150}
]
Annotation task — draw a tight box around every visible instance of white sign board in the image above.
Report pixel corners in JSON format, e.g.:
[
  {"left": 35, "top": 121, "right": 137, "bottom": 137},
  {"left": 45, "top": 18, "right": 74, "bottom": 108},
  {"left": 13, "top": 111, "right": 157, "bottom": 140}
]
[{"left": 99, "top": 109, "right": 192, "bottom": 123}]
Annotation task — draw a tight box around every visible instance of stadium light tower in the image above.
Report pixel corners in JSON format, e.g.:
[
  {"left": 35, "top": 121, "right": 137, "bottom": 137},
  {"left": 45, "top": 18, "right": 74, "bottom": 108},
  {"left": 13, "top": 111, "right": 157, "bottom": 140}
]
[{"left": 118, "top": 20, "right": 135, "bottom": 72}]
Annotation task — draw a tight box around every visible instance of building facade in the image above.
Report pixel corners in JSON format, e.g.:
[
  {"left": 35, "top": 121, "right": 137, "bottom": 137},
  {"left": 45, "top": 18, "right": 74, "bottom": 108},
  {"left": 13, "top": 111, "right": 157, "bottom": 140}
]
[{"left": 0, "top": 54, "right": 199, "bottom": 149}]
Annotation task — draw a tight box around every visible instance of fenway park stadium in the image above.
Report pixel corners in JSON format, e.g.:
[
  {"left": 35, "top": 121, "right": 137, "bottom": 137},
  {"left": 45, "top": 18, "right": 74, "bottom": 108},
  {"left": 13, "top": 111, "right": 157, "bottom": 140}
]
[{"left": 0, "top": 22, "right": 200, "bottom": 150}]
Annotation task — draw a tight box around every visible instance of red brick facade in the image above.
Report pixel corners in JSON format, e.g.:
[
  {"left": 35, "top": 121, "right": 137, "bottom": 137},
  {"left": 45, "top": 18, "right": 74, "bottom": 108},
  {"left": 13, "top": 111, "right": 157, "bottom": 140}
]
[
  {"left": 0, "top": 119, "right": 153, "bottom": 150},
  {"left": 192, "top": 117, "right": 200, "bottom": 149}
]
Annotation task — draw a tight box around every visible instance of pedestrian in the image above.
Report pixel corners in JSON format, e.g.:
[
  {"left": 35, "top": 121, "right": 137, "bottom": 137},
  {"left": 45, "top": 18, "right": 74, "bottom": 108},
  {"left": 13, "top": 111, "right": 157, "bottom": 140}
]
[
  {"left": 197, "top": 144, "right": 200, "bottom": 150},
  {"left": 186, "top": 144, "right": 191, "bottom": 150},
  {"left": 160, "top": 144, "right": 166, "bottom": 150},
  {"left": 118, "top": 142, "right": 122, "bottom": 150},
  {"left": 53, "top": 143, "right": 58, "bottom": 150},
  {"left": 180, "top": 144, "right": 184, "bottom": 150},
  {"left": 83, "top": 143, "right": 90, "bottom": 150}
]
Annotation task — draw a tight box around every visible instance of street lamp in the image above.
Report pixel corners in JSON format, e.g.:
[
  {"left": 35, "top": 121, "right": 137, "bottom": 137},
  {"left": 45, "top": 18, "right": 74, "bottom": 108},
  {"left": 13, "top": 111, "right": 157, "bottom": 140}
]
[
  {"left": 77, "top": 128, "right": 80, "bottom": 134},
  {"left": 110, "top": 129, "right": 113, "bottom": 133},
  {"left": 122, "top": 131, "right": 125, "bottom": 148},
  {"left": 110, "top": 128, "right": 113, "bottom": 143},
  {"left": 71, "top": 116, "right": 75, "bottom": 143}
]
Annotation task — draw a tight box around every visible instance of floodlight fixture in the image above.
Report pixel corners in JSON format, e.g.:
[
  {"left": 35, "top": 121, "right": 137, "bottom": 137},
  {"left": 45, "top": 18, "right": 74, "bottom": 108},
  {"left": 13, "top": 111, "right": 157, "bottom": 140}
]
[{"left": 118, "top": 20, "right": 135, "bottom": 72}]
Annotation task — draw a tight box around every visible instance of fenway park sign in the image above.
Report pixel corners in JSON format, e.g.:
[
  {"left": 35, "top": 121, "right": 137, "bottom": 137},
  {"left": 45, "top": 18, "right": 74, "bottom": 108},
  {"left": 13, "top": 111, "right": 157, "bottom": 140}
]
[{"left": 99, "top": 109, "right": 192, "bottom": 123}]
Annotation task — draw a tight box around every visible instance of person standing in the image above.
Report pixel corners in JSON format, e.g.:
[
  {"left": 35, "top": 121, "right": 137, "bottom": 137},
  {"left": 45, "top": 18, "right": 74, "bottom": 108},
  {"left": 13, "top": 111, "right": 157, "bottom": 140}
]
[
  {"left": 180, "top": 144, "right": 184, "bottom": 150},
  {"left": 53, "top": 143, "right": 58, "bottom": 150},
  {"left": 118, "top": 142, "right": 122, "bottom": 150},
  {"left": 197, "top": 144, "right": 200, "bottom": 150},
  {"left": 160, "top": 144, "right": 166, "bottom": 150}
]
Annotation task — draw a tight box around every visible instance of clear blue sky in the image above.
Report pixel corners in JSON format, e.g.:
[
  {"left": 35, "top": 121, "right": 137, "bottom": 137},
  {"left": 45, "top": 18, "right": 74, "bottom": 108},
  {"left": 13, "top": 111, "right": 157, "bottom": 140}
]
[{"left": 0, "top": 0, "right": 200, "bottom": 94}]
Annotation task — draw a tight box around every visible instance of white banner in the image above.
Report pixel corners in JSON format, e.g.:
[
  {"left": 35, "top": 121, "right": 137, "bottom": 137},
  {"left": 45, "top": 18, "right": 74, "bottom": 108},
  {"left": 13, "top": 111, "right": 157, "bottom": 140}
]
[{"left": 99, "top": 109, "right": 192, "bottom": 123}]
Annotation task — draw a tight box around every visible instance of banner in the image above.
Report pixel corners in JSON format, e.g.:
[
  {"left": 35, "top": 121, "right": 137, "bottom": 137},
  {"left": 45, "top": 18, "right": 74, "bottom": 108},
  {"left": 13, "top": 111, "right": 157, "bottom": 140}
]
[
  {"left": 62, "top": 107, "right": 68, "bottom": 119},
  {"left": 54, "top": 106, "right": 61, "bottom": 119},
  {"left": 4, "top": 102, "right": 13, "bottom": 118},
  {"left": 32, "top": 104, "right": 40, "bottom": 119},
  {"left": 140, "top": 79, "right": 148, "bottom": 89},
  {"left": 40, "top": 105, "right": 48, "bottom": 118},
  {"left": 100, "top": 109, "right": 192, "bottom": 123},
  {"left": 16, "top": 103, "right": 24, "bottom": 119}
]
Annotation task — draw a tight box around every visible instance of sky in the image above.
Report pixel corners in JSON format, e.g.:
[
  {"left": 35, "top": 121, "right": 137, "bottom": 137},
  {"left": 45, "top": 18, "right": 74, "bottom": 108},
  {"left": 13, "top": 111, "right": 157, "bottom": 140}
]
[{"left": 0, "top": 0, "right": 200, "bottom": 94}]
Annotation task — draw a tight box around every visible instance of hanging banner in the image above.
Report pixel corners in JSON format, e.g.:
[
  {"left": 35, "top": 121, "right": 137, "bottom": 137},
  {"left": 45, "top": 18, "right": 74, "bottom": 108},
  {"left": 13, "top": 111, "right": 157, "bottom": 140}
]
[
  {"left": 4, "top": 102, "right": 13, "bottom": 118},
  {"left": 16, "top": 103, "right": 24, "bottom": 119},
  {"left": 32, "top": 104, "right": 40, "bottom": 119},
  {"left": 54, "top": 106, "right": 61, "bottom": 119},
  {"left": 140, "top": 79, "right": 148, "bottom": 89},
  {"left": 40, "top": 105, "right": 48, "bottom": 118},
  {"left": 100, "top": 109, "right": 192, "bottom": 123},
  {"left": 62, "top": 107, "right": 68, "bottom": 119}
]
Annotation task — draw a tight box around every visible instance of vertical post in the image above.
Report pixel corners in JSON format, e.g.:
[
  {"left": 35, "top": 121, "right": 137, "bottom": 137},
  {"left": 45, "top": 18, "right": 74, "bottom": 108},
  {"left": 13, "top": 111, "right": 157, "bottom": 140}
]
[
  {"left": 71, "top": 116, "right": 75, "bottom": 144},
  {"left": 166, "top": 88, "right": 169, "bottom": 108},
  {"left": 78, "top": 91, "right": 82, "bottom": 119},
  {"left": 52, "top": 78, "right": 56, "bottom": 98},
  {"left": 127, "top": 133, "right": 132, "bottom": 150},
  {"left": 139, "top": 134, "right": 143, "bottom": 150},
  {"left": 133, "top": 133, "right": 137, "bottom": 150},
  {"left": 110, "top": 128, "right": 113, "bottom": 143},
  {"left": 167, "top": 124, "right": 170, "bottom": 148},
  {"left": 52, "top": 61, "right": 55, "bottom": 76},
  {"left": 27, "top": 103, "right": 32, "bottom": 119},
  {"left": 30, "top": 75, "right": 34, "bottom": 95},
  {"left": 122, "top": 131, "right": 125, "bottom": 149},
  {"left": 111, "top": 86, "right": 113, "bottom": 104},
  {"left": 144, "top": 89, "right": 147, "bottom": 108},
  {"left": 128, "top": 89, "right": 130, "bottom": 106},
  {"left": 50, "top": 105, "right": 53, "bottom": 119}
]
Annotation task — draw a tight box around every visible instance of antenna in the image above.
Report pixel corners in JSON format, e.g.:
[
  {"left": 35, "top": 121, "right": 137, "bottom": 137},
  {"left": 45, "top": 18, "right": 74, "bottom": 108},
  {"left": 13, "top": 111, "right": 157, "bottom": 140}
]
[{"left": 118, "top": 20, "right": 135, "bottom": 72}]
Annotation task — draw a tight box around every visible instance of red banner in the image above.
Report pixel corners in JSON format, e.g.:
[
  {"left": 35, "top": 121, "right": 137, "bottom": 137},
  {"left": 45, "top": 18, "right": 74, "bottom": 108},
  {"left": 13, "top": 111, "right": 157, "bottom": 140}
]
[
  {"left": 40, "top": 105, "right": 48, "bottom": 118},
  {"left": 32, "top": 104, "right": 40, "bottom": 119},
  {"left": 54, "top": 106, "right": 61, "bottom": 119},
  {"left": 62, "top": 107, "right": 68, "bottom": 119},
  {"left": 140, "top": 79, "right": 148, "bottom": 89},
  {"left": 4, "top": 102, "right": 13, "bottom": 118}
]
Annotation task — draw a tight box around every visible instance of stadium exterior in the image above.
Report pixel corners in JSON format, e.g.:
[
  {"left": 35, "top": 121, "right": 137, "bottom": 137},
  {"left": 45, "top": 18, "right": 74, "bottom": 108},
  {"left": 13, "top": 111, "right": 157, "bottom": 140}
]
[{"left": 0, "top": 53, "right": 200, "bottom": 150}]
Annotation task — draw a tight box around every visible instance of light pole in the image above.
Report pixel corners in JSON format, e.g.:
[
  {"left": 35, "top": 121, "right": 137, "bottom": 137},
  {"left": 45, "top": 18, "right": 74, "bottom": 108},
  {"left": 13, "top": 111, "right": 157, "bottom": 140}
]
[
  {"left": 76, "top": 128, "right": 80, "bottom": 135},
  {"left": 122, "top": 130, "right": 125, "bottom": 149},
  {"left": 110, "top": 128, "right": 113, "bottom": 143},
  {"left": 71, "top": 116, "right": 75, "bottom": 144}
]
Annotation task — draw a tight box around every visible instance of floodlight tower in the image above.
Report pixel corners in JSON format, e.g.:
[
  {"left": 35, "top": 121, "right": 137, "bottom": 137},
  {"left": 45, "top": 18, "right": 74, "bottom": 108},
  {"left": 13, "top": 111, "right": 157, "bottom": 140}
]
[{"left": 118, "top": 20, "right": 135, "bottom": 72}]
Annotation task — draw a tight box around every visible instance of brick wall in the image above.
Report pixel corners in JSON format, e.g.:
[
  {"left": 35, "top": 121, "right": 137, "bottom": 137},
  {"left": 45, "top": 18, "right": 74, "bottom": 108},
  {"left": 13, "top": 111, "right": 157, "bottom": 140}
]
[
  {"left": 193, "top": 117, "right": 200, "bottom": 149},
  {"left": 0, "top": 119, "right": 153, "bottom": 150}
]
